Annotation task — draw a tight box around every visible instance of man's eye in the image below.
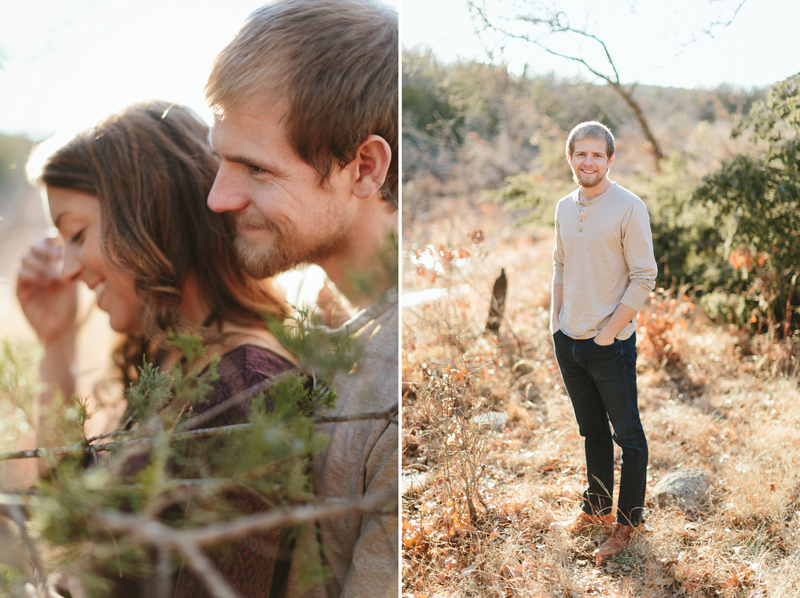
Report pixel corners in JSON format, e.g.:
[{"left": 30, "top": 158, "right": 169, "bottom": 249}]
[{"left": 249, "top": 164, "right": 266, "bottom": 174}]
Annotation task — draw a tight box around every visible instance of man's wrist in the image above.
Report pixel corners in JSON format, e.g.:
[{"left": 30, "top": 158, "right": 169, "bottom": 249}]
[{"left": 595, "top": 328, "right": 617, "bottom": 344}]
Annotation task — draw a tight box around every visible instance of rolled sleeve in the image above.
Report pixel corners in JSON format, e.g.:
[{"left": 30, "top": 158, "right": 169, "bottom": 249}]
[{"left": 620, "top": 201, "right": 657, "bottom": 312}]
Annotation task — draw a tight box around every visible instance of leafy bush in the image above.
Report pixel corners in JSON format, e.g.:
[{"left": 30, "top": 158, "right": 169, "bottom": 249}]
[{"left": 691, "top": 74, "right": 800, "bottom": 334}]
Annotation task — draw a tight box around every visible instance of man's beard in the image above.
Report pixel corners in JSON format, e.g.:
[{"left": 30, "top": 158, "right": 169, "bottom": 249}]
[
  {"left": 232, "top": 211, "right": 349, "bottom": 279},
  {"left": 235, "top": 233, "right": 295, "bottom": 279},
  {"left": 573, "top": 169, "right": 605, "bottom": 188}
]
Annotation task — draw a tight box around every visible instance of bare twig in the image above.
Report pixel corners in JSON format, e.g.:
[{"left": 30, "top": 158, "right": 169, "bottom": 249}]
[
  {"left": 91, "top": 488, "right": 396, "bottom": 598},
  {"left": 175, "top": 540, "right": 241, "bottom": 598},
  {"left": 0, "top": 498, "right": 47, "bottom": 586},
  {"left": 315, "top": 403, "right": 398, "bottom": 424},
  {"left": 85, "top": 428, "right": 134, "bottom": 444},
  {"left": 0, "top": 404, "right": 398, "bottom": 462},
  {"left": 0, "top": 442, "right": 93, "bottom": 462},
  {"left": 177, "top": 369, "right": 302, "bottom": 432},
  {"left": 93, "top": 487, "right": 397, "bottom": 548},
  {"left": 155, "top": 546, "right": 174, "bottom": 598},
  {"left": 695, "top": 0, "right": 748, "bottom": 41}
]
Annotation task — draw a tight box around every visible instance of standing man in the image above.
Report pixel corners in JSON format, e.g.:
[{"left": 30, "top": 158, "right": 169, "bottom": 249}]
[
  {"left": 550, "top": 121, "right": 656, "bottom": 563},
  {"left": 205, "top": 1, "right": 398, "bottom": 596}
]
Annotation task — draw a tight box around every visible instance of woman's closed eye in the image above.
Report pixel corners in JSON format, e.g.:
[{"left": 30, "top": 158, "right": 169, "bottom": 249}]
[{"left": 69, "top": 229, "right": 85, "bottom": 244}]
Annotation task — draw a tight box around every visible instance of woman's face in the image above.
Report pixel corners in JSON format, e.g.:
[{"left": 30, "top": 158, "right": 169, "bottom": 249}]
[{"left": 47, "top": 187, "right": 143, "bottom": 335}]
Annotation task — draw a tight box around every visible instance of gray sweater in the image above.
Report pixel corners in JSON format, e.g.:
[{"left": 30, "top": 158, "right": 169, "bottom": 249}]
[{"left": 552, "top": 182, "right": 657, "bottom": 340}]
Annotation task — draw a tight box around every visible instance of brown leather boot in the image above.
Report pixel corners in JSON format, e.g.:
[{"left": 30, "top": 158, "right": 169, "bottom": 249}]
[
  {"left": 550, "top": 511, "right": 614, "bottom": 535},
  {"left": 594, "top": 523, "right": 638, "bottom": 565}
]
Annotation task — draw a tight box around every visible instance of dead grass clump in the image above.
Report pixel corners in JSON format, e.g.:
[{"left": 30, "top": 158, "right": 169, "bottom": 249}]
[
  {"left": 716, "top": 433, "right": 800, "bottom": 525},
  {"left": 637, "top": 287, "right": 696, "bottom": 368},
  {"left": 764, "top": 554, "right": 800, "bottom": 597},
  {"left": 416, "top": 361, "right": 488, "bottom": 523}
]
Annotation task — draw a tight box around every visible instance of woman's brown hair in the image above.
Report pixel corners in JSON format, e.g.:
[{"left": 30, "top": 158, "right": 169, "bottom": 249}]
[{"left": 41, "top": 100, "right": 284, "bottom": 384}]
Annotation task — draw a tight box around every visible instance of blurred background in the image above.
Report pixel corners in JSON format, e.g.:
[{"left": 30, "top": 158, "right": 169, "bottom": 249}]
[{"left": 400, "top": 0, "right": 800, "bottom": 313}]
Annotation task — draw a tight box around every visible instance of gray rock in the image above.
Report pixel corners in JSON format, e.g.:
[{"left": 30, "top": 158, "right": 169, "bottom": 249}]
[
  {"left": 652, "top": 469, "right": 712, "bottom": 510},
  {"left": 471, "top": 411, "right": 509, "bottom": 430},
  {"left": 402, "top": 470, "right": 432, "bottom": 496}
]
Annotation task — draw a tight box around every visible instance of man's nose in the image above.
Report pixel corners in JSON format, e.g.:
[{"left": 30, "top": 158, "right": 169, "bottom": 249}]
[{"left": 208, "top": 163, "right": 249, "bottom": 213}]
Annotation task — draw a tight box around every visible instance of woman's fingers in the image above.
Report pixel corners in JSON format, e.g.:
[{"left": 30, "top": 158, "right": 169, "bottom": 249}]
[
  {"left": 18, "top": 257, "right": 58, "bottom": 284},
  {"left": 15, "top": 235, "right": 79, "bottom": 343},
  {"left": 18, "top": 238, "right": 64, "bottom": 285}
]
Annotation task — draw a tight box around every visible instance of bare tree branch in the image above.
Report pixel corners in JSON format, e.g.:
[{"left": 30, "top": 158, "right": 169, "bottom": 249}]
[
  {"left": 0, "top": 404, "right": 398, "bottom": 462},
  {"left": 89, "top": 489, "right": 397, "bottom": 598},
  {"left": 467, "top": 0, "right": 666, "bottom": 170},
  {"left": 92, "top": 487, "right": 396, "bottom": 548},
  {"left": 0, "top": 442, "right": 94, "bottom": 462},
  {"left": 0, "top": 498, "right": 47, "bottom": 587},
  {"left": 155, "top": 547, "right": 174, "bottom": 598},
  {"left": 176, "top": 369, "right": 302, "bottom": 433},
  {"left": 175, "top": 540, "right": 241, "bottom": 598},
  {"left": 693, "top": 0, "right": 748, "bottom": 42},
  {"left": 85, "top": 428, "right": 135, "bottom": 444},
  {"left": 315, "top": 403, "right": 398, "bottom": 424}
]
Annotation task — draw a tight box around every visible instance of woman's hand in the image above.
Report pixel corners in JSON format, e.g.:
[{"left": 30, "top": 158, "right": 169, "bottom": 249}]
[{"left": 16, "top": 236, "right": 79, "bottom": 345}]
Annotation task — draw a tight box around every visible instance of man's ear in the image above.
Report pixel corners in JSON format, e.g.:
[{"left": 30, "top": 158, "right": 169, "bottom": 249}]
[{"left": 351, "top": 135, "right": 391, "bottom": 200}]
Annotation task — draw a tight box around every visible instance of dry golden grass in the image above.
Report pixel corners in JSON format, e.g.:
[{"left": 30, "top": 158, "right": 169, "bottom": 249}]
[{"left": 402, "top": 204, "right": 800, "bottom": 598}]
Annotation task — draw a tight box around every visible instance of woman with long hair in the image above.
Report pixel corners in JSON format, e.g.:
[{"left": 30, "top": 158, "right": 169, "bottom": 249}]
[{"left": 16, "top": 100, "right": 297, "bottom": 596}]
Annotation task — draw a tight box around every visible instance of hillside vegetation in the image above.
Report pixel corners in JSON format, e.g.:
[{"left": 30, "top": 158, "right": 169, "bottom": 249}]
[{"left": 402, "top": 53, "right": 800, "bottom": 597}]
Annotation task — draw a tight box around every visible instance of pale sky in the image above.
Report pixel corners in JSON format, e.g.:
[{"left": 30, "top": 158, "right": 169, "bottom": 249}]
[
  {"left": 0, "top": 0, "right": 398, "bottom": 140},
  {"left": 3, "top": 0, "right": 794, "bottom": 141},
  {"left": 403, "top": 0, "right": 799, "bottom": 90}
]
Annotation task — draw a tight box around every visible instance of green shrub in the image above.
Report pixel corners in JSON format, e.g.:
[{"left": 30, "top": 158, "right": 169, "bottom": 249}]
[{"left": 692, "top": 74, "right": 800, "bottom": 333}]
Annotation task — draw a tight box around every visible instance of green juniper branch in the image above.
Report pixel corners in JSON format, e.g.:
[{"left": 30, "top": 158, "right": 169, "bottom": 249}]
[
  {"left": 0, "top": 306, "right": 386, "bottom": 596},
  {"left": 0, "top": 404, "right": 399, "bottom": 463}
]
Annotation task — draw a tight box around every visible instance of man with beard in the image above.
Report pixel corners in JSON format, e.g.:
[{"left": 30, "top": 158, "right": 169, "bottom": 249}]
[
  {"left": 549, "top": 121, "right": 657, "bottom": 564},
  {"left": 205, "top": 1, "right": 398, "bottom": 596}
]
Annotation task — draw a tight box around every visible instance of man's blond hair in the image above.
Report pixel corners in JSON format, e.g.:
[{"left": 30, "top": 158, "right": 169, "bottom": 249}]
[
  {"left": 206, "top": 0, "right": 398, "bottom": 203},
  {"left": 565, "top": 121, "right": 615, "bottom": 159}
]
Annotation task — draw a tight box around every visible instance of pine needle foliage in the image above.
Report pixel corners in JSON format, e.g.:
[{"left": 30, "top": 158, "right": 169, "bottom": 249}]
[
  {"left": 0, "top": 341, "right": 38, "bottom": 448},
  {"left": 349, "top": 233, "right": 399, "bottom": 301},
  {"left": 123, "top": 332, "right": 220, "bottom": 425},
  {"left": 265, "top": 308, "right": 358, "bottom": 382},
  {"left": 0, "top": 317, "right": 346, "bottom": 596}
]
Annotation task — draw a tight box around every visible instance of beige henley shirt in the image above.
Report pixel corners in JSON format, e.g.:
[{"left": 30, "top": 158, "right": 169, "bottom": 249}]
[
  {"left": 285, "top": 287, "right": 398, "bottom": 598},
  {"left": 552, "top": 182, "right": 657, "bottom": 340}
]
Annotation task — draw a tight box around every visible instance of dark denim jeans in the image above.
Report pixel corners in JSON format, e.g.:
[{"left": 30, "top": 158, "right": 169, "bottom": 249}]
[{"left": 552, "top": 330, "right": 648, "bottom": 526}]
